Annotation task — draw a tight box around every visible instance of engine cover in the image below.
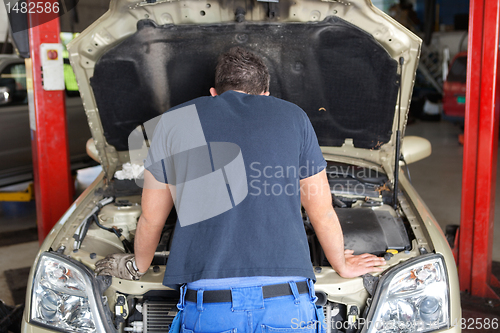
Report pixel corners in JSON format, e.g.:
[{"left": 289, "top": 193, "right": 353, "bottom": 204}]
[{"left": 336, "top": 207, "right": 411, "bottom": 255}]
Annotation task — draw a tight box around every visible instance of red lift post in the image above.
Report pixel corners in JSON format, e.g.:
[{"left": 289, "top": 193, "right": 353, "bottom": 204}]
[
  {"left": 26, "top": 0, "right": 73, "bottom": 242},
  {"left": 459, "top": 0, "right": 500, "bottom": 298}
]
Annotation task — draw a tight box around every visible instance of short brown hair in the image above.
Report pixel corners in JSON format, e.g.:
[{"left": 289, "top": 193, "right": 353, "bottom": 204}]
[{"left": 214, "top": 47, "right": 270, "bottom": 95}]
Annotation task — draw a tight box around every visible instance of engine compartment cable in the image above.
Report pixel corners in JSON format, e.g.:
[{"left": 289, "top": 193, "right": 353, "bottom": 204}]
[{"left": 73, "top": 196, "right": 114, "bottom": 250}]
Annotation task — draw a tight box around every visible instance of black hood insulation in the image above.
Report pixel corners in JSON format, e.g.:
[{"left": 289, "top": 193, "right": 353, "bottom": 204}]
[{"left": 91, "top": 17, "right": 399, "bottom": 151}]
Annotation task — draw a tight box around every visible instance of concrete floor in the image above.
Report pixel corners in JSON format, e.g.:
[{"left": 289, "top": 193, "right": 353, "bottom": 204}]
[
  {"left": 1, "top": 120, "right": 500, "bottom": 328},
  {"left": 405, "top": 120, "right": 464, "bottom": 230}
]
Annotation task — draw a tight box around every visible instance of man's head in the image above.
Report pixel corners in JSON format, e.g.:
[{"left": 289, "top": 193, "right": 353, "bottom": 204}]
[{"left": 211, "top": 47, "right": 270, "bottom": 96}]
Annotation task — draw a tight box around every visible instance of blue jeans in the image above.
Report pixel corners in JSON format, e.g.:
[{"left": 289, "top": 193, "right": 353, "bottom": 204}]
[{"left": 174, "top": 279, "right": 325, "bottom": 333}]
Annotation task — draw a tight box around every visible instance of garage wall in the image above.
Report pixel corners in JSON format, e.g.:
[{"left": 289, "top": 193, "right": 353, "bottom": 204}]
[
  {"left": 372, "top": 0, "right": 396, "bottom": 12},
  {"left": 60, "top": 0, "right": 111, "bottom": 33},
  {"left": 0, "top": 3, "right": 12, "bottom": 53},
  {"left": 0, "top": 4, "right": 8, "bottom": 40},
  {"left": 415, "top": 0, "right": 469, "bottom": 29}
]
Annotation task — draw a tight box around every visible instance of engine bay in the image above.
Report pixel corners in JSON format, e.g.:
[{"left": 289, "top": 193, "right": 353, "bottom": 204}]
[{"left": 63, "top": 161, "right": 427, "bottom": 332}]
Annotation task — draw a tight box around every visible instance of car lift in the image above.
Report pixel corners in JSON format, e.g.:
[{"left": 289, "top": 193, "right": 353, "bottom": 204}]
[
  {"left": 0, "top": 183, "right": 34, "bottom": 202},
  {"left": 26, "top": 1, "right": 73, "bottom": 242},
  {"left": 459, "top": 0, "right": 500, "bottom": 299}
]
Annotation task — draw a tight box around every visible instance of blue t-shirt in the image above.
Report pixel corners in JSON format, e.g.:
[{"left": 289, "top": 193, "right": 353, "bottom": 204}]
[{"left": 145, "top": 90, "right": 326, "bottom": 288}]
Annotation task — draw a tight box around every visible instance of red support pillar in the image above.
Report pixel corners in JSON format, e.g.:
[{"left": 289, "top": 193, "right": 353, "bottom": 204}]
[
  {"left": 459, "top": 0, "right": 500, "bottom": 299},
  {"left": 26, "top": 1, "right": 73, "bottom": 242}
]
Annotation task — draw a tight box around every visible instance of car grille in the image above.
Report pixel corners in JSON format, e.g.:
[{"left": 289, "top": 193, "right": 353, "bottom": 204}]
[{"left": 143, "top": 300, "right": 178, "bottom": 333}]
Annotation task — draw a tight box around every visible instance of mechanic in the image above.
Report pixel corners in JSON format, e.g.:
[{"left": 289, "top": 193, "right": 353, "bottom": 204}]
[{"left": 96, "top": 47, "right": 386, "bottom": 332}]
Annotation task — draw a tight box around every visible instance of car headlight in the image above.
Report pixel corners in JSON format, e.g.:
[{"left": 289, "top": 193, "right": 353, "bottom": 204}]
[
  {"left": 30, "top": 252, "right": 111, "bottom": 333},
  {"left": 363, "top": 254, "right": 450, "bottom": 333}
]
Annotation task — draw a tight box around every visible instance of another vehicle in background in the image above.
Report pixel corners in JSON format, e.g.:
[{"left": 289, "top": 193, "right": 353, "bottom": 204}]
[
  {"left": 0, "top": 54, "right": 95, "bottom": 187},
  {"left": 442, "top": 52, "right": 467, "bottom": 124}
]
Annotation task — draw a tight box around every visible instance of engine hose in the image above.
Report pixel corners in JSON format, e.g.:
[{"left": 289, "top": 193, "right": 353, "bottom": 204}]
[
  {"left": 92, "top": 214, "right": 134, "bottom": 253},
  {"left": 73, "top": 196, "right": 114, "bottom": 250}
]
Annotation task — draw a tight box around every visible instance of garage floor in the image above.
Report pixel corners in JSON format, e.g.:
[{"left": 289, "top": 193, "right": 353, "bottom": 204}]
[{"left": 0, "top": 120, "right": 500, "bottom": 330}]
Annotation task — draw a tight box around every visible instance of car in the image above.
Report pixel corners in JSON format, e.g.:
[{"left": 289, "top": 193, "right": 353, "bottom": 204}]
[
  {"left": 442, "top": 52, "right": 467, "bottom": 124},
  {"left": 0, "top": 54, "right": 94, "bottom": 187},
  {"left": 21, "top": 0, "right": 461, "bottom": 332}
]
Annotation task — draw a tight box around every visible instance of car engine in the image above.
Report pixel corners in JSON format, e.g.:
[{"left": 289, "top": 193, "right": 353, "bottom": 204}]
[{"left": 62, "top": 161, "right": 428, "bottom": 333}]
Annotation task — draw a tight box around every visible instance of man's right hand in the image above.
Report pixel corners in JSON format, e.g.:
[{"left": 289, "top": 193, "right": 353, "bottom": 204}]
[{"left": 95, "top": 254, "right": 146, "bottom": 281}]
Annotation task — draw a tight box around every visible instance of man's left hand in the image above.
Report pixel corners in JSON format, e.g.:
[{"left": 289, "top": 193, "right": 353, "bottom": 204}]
[{"left": 339, "top": 249, "right": 386, "bottom": 278}]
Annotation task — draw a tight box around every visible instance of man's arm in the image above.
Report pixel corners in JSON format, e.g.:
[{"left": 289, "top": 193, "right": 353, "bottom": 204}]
[
  {"left": 300, "top": 169, "right": 386, "bottom": 278},
  {"left": 134, "top": 169, "right": 174, "bottom": 272}
]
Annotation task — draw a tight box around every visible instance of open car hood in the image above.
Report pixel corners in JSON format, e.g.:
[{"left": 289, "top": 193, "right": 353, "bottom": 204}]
[{"left": 68, "top": 0, "right": 421, "bottom": 180}]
